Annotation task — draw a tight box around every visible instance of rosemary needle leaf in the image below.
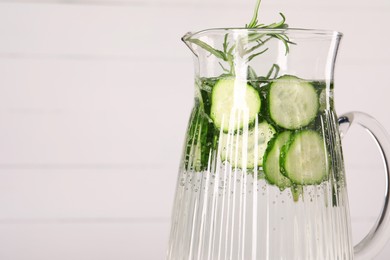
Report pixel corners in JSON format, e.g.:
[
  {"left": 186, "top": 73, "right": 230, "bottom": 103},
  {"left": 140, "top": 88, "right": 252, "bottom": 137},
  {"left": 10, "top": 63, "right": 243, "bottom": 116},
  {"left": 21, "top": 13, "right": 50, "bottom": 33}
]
[
  {"left": 246, "top": 0, "right": 262, "bottom": 28},
  {"left": 247, "top": 48, "right": 269, "bottom": 61},
  {"left": 223, "top": 34, "right": 230, "bottom": 54},
  {"left": 266, "top": 64, "right": 280, "bottom": 79},
  {"left": 228, "top": 45, "right": 235, "bottom": 55},
  {"left": 188, "top": 38, "right": 227, "bottom": 60},
  {"left": 248, "top": 66, "right": 258, "bottom": 80},
  {"left": 219, "top": 62, "right": 230, "bottom": 73}
]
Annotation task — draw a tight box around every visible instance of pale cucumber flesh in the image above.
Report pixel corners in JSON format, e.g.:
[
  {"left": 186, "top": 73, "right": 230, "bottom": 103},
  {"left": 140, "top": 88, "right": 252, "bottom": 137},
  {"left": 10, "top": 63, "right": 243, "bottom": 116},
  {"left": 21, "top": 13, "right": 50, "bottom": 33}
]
[
  {"left": 220, "top": 121, "right": 276, "bottom": 169},
  {"left": 210, "top": 78, "right": 261, "bottom": 132},
  {"left": 269, "top": 75, "right": 319, "bottom": 130},
  {"left": 281, "top": 130, "right": 329, "bottom": 185}
]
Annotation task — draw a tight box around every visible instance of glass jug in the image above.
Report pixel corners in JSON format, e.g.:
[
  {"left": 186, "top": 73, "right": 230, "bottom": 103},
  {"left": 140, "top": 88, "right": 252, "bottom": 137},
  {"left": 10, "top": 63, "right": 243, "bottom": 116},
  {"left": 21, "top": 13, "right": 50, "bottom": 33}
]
[{"left": 167, "top": 28, "right": 390, "bottom": 260}]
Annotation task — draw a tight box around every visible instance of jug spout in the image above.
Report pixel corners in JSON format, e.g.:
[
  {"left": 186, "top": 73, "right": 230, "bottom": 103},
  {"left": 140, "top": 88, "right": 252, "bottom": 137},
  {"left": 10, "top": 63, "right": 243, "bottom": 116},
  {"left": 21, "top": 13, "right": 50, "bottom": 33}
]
[
  {"left": 182, "top": 32, "right": 198, "bottom": 57},
  {"left": 181, "top": 30, "right": 241, "bottom": 77},
  {"left": 182, "top": 30, "right": 231, "bottom": 59}
]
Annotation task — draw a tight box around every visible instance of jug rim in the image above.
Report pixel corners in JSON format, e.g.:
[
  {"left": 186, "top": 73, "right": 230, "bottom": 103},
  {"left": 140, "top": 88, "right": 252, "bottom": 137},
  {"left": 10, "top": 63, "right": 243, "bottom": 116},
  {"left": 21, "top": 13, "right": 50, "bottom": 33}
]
[{"left": 182, "top": 28, "right": 343, "bottom": 41}]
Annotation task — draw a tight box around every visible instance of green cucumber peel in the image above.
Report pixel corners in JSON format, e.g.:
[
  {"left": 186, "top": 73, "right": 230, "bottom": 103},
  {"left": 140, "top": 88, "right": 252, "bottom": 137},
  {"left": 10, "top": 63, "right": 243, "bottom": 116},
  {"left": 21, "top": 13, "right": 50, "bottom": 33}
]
[{"left": 263, "top": 131, "right": 293, "bottom": 190}]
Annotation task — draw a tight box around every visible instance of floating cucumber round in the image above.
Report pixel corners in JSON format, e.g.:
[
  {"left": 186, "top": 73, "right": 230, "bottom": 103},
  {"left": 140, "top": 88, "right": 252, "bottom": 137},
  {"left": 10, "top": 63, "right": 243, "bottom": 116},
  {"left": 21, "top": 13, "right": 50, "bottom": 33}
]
[
  {"left": 281, "top": 130, "right": 329, "bottom": 185},
  {"left": 263, "top": 131, "right": 293, "bottom": 190},
  {"left": 210, "top": 78, "right": 261, "bottom": 132},
  {"left": 220, "top": 121, "right": 276, "bottom": 169},
  {"left": 269, "top": 75, "right": 319, "bottom": 130}
]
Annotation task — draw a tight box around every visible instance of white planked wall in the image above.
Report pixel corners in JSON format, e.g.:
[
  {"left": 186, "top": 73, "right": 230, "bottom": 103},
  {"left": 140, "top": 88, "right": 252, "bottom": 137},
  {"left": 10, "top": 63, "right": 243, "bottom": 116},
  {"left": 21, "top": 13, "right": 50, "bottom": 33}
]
[{"left": 0, "top": 0, "right": 390, "bottom": 259}]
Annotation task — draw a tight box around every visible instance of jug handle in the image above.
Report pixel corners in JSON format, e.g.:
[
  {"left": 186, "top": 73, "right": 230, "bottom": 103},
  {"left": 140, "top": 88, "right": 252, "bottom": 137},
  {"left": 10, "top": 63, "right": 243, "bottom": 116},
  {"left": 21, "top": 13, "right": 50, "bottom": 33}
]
[{"left": 338, "top": 112, "right": 390, "bottom": 260}]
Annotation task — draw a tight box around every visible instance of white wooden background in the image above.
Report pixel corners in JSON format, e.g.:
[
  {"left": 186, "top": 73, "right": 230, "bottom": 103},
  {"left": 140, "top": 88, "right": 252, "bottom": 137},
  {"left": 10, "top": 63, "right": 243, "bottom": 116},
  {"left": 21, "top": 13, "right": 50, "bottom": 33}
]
[{"left": 0, "top": 0, "right": 389, "bottom": 259}]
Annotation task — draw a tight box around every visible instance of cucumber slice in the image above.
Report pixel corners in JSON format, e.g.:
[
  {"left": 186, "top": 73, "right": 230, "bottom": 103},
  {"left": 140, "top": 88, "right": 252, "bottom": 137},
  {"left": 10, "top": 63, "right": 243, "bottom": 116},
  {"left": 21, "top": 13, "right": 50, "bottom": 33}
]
[
  {"left": 220, "top": 121, "right": 275, "bottom": 169},
  {"left": 269, "top": 75, "right": 319, "bottom": 130},
  {"left": 210, "top": 78, "right": 261, "bottom": 132},
  {"left": 183, "top": 106, "right": 215, "bottom": 172},
  {"left": 281, "top": 130, "right": 329, "bottom": 185},
  {"left": 263, "top": 131, "right": 292, "bottom": 190}
]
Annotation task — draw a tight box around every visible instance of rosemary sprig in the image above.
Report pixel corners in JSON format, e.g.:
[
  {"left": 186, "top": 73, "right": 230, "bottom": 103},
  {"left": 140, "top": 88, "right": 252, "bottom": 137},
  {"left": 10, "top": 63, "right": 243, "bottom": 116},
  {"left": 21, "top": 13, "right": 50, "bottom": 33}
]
[{"left": 188, "top": 0, "right": 294, "bottom": 77}]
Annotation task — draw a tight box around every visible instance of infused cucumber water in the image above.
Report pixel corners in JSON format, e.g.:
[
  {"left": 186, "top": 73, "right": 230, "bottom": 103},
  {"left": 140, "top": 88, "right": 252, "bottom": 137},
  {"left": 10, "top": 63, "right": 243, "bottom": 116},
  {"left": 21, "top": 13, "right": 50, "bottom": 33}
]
[
  {"left": 185, "top": 76, "right": 334, "bottom": 181},
  {"left": 168, "top": 75, "right": 353, "bottom": 259},
  {"left": 166, "top": 1, "right": 358, "bottom": 257}
]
